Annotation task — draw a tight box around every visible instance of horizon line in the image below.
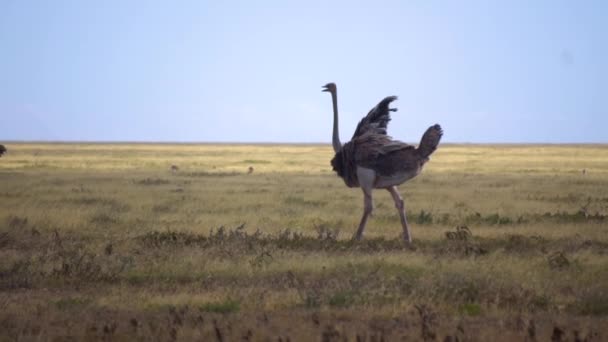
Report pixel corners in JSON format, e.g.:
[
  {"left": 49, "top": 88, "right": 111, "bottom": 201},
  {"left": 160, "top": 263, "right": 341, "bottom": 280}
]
[{"left": 1, "top": 140, "right": 607, "bottom": 146}]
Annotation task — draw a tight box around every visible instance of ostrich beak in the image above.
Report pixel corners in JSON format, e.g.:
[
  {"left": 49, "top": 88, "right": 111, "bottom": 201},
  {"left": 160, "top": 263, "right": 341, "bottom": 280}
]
[{"left": 322, "top": 85, "right": 329, "bottom": 92}]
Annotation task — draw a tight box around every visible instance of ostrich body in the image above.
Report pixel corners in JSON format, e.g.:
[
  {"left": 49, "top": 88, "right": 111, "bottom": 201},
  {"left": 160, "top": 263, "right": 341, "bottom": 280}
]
[
  {"left": 0, "top": 144, "right": 6, "bottom": 157},
  {"left": 323, "top": 83, "right": 443, "bottom": 243}
]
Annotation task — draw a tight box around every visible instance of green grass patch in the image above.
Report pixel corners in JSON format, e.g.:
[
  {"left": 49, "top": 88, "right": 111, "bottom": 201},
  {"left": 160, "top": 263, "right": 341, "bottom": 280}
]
[
  {"left": 459, "top": 303, "right": 481, "bottom": 316},
  {"left": 328, "top": 290, "right": 356, "bottom": 308},
  {"left": 54, "top": 297, "right": 91, "bottom": 310},
  {"left": 199, "top": 299, "right": 240, "bottom": 314}
]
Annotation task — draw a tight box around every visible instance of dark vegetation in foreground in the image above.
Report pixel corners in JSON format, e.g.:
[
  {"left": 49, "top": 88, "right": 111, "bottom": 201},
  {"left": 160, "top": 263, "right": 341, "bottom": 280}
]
[{"left": 1, "top": 220, "right": 607, "bottom": 340}]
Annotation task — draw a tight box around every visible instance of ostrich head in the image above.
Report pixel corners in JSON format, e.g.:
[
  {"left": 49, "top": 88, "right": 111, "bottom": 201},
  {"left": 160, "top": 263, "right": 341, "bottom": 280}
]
[{"left": 322, "top": 83, "right": 336, "bottom": 93}]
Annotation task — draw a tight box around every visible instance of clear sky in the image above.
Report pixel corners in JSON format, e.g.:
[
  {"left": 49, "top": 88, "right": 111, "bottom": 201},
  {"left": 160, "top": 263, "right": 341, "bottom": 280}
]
[{"left": 1, "top": 1, "right": 606, "bottom": 143}]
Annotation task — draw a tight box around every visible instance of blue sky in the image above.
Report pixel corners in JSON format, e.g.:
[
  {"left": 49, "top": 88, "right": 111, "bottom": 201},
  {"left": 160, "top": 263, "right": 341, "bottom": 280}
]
[{"left": 1, "top": 1, "right": 606, "bottom": 143}]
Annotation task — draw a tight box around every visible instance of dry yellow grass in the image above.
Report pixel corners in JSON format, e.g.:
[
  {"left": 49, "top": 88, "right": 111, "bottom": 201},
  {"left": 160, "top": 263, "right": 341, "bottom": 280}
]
[{"left": 1, "top": 143, "right": 607, "bottom": 340}]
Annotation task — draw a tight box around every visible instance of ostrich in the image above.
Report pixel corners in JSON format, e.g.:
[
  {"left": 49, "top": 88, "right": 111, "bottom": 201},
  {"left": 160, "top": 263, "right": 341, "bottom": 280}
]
[
  {"left": 248, "top": 166, "right": 254, "bottom": 174},
  {"left": 0, "top": 144, "right": 6, "bottom": 157},
  {"left": 322, "top": 82, "right": 443, "bottom": 243}
]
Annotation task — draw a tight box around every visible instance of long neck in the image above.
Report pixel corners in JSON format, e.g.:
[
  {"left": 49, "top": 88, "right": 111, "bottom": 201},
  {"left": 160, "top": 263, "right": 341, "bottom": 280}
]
[{"left": 331, "top": 90, "right": 342, "bottom": 152}]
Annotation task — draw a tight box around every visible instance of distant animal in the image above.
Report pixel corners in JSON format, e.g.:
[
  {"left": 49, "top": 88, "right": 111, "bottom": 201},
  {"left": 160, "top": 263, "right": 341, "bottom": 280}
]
[
  {"left": 248, "top": 166, "right": 254, "bottom": 174},
  {"left": 170, "top": 165, "right": 179, "bottom": 172},
  {"left": 323, "top": 82, "right": 443, "bottom": 243},
  {"left": 582, "top": 169, "right": 586, "bottom": 175},
  {"left": 0, "top": 144, "right": 6, "bottom": 157}
]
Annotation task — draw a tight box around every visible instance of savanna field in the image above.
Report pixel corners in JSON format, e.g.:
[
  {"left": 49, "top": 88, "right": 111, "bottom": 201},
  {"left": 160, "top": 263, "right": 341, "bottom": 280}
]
[{"left": 1, "top": 143, "right": 607, "bottom": 341}]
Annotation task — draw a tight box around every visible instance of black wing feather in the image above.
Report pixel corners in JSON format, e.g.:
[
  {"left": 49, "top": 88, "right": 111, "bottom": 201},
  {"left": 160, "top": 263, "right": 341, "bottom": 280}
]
[{"left": 352, "top": 96, "right": 398, "bottom": 139}]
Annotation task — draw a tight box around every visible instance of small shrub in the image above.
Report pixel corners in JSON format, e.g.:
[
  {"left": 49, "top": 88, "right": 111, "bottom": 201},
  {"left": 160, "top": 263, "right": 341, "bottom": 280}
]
[
  {"left": 547, "top": 252, "right": 570, "bottom": 270},
  {"left": 314, "top": 222, "right": 340, "bottom": 241},
  {"left": 249, "top": 249, "right": 273, "bottom": 269},
  {"left": 303, "top": 291, "right": 322, "bottom": 308},
  {"left": 415, "top": 210, "right": 433, "bottom": 224},
  {"left": 440, "top": 226, "right": 488, "bottom": 257},
  {"left": 483, "top": 213, "right": 512, "bottom": 225},
  {"left": 445, "top": 226, "right": 471, "bottom": 241}
]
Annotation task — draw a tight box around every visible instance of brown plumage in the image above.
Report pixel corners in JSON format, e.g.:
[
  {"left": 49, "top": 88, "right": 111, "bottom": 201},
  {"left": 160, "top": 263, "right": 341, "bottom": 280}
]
[{"left": 323, "top": 82, "right": 443, "bottom": 243}]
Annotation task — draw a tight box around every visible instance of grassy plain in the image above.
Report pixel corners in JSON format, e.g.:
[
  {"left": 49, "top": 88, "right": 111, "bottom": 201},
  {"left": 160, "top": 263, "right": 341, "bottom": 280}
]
[{"left": 1, "top": 143, "right": 607, "bottom": 341}]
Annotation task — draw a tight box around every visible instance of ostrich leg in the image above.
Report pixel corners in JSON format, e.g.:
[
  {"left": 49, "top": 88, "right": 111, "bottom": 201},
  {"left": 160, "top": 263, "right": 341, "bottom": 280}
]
[
  {"left": 388, "top": 186, "right": 412, "bottom": 243},
  {"left": 354, "top": 190, "right": 373, "bottom": 240},
  {"left": 354, "top": 167, "right": 376, "bottom": 240}
]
